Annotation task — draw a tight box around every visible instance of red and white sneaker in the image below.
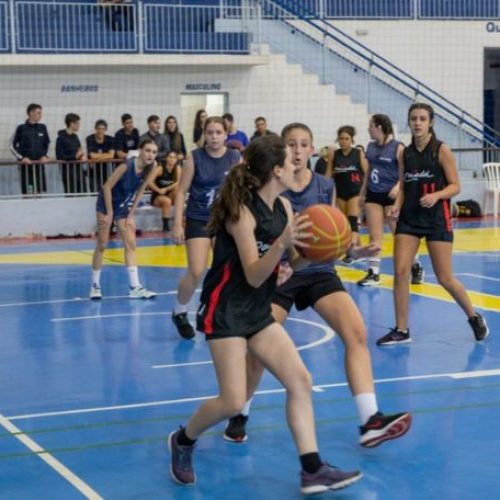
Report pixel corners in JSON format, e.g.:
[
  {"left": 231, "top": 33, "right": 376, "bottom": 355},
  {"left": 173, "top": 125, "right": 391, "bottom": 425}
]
[{"left": 359, "top": 412, "right": 412, "bottom": 448}]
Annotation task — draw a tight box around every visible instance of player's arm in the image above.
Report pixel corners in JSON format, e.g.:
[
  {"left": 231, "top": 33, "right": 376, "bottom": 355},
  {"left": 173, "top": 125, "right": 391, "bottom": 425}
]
[{"left": 101, "top": 162, "right": 127, "bottom": 215}]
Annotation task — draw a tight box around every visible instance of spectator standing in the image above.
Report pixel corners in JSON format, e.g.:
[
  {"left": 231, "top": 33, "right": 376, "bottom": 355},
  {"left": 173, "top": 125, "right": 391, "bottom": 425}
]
[
  {"left": 86, "top": 119, "right": 115, "bottom": 192},
  {"left": 140, "top": 115, "right": 170, "bottom": 164},
  {"left": 250, "top": 116, "right": 276, "bottom": 141},
  {"left": 193, "top": 109, "right": 207, "bottom": 148},
  {"left": 10, "top": 103, "right": 50, "bottom": 195},
  {"left": 101, "top": 0, "right": 134, "bottom": 32},
  {"left": 222, "top": 113, "right": 249, "bottom": 151},
  {"left": 114, "top": 113, "right": 140, "bottom": 160},
  {"left": 56, "top": 113, "right": 87, "bottom": 194},
  {"left": 163, "top": 115, "right": 187, "bottom": 161}
]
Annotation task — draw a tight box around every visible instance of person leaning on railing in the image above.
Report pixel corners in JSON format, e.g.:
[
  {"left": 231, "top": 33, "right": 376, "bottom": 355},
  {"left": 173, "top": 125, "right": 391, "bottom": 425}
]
[
  {"left": 56, "top": 113, "right": 87, "bottom": 194},
  {"left": 9, "top": 103, "right": 50, "bottom": 195},
  {"left": 86, "top": 119, "right": 115, "bottom": 193}
]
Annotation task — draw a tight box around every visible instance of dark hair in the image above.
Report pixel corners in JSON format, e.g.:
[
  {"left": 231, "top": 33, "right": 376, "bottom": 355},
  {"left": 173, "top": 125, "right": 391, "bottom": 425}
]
[
  {"left": 222, "top": 113, "right": 234, "bottom": 123},
  {"left": 121, "top": 113, "right": 133, "bottom": 124},
  {"left": 408, "top": 102, "right": 438, "bottom": 154},
  {"left": 337, "top": 125, "right": 356, "bottom": 140},
  {"left": 147, "top": 115, "right": 160, "bottom": 124},
  {"left": 26, "top": 103, "right": 42, "bottom": 115},
  {"left": 207, "top": 135, "right": 287, "bottom": 234},
  {"left": 95, "top": 119, "right": 108, "bottom": 129},
  {"left": 281, "top": 122, "right": 314, "bottom": 142},
  {"left": 164, "top": 115, "right": 183, "bottom": 152},
  {"left": 137, "top": 138, "right": 158, "bottom": 180},
  {"left": 371, "top": 114, "right": 394, "bottom": 139},
  {"left": 193, "top": 109, "right": 207, "bottom": 141},
  {"left": 254, "top": 116, "right": 266, "bottom": 124},
  {"left": 65, "top": 113, "right": 80, "bottom": 128},
  {"left": 204, "top": 116, "right": 228, "bottom": 132}
]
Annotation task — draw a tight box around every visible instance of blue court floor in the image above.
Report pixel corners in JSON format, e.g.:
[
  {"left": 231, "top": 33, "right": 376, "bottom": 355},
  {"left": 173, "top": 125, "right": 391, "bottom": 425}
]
[{"left": 0, "top": 219, "right": 499, "bottom": 499}]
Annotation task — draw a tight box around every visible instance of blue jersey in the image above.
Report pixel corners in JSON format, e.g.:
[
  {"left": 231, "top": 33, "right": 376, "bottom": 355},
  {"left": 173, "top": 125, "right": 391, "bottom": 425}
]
[
  {"left": 96, "top": 157, "right": 146, "bottom": 219},
  {"left": 186, "top": 147, "right": 240, "bottom": 222},
  {"left": 365, "top": 139, "right": 401, "bottom": 193},
  {"left": 283, "top": 172, "right": 335, "bottom": 274}
]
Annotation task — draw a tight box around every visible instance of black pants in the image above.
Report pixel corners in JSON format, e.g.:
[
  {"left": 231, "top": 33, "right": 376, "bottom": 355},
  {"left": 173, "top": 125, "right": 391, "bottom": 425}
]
[
  {"left": 62, "top": 163, "right": 87, "bottom": 194},
  {"left": 88, "top": 163, "right": 110, "bottom": 193},
  {"left": 20, "top": 162, "right": 46, "bottom": 194},
  {"left": 104, "top": 5, "right": 134, "bottom": 32}
]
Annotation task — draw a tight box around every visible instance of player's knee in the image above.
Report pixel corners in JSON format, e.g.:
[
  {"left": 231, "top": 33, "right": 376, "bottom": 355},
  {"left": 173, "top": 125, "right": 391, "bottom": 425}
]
[{"left": 436, "top": 273, "right": 454, "bottom": 290}]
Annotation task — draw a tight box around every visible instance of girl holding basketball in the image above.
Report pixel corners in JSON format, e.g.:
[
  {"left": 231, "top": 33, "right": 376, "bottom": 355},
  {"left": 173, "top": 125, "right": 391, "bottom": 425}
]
[
  {"left": 376, "top": 103, "right": 489, "bottom": 345},
  {"left": 223, "top": 123, "right": 411, "bottom": 448},
  {"left": 171, "top": 117, "right": 240, "bottom": 339},
  {"left": 326, "top": 125, "right": 368, "bottom": 261},
  {"left": 90, "top": 138, "right": 158, "bottom": 300},
  {"left": 168, "top": 135, "right": 362, "bottom": 494},
  {"left": 357, "top": 115, "right": 425, "bottom": 286}
]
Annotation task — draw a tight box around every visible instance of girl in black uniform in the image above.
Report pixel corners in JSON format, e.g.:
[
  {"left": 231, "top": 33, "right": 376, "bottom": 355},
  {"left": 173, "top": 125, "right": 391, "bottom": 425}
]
[
  {"left": 168, "top": 136, "right": 362, "bottom": 494},
  {"left": 148, "top": 150, "right": 180, "bottom": 232},
  {"left": 327, "top": 125, "right": 368, "bottom": 259},
  {"left": 376, "top": 103, "right": 489, "bottom": 345}
]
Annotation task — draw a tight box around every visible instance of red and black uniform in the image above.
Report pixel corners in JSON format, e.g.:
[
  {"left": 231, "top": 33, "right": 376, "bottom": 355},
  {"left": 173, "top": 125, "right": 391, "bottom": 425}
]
[
  {"left": 332, "top": 148, "right": 364, "bottom": 201},
  {"left": 396, "top": 139, "right": 453, "bottom": 242},
  {"left": 196, "top": 195, "right": 288, "bottom": 339}
]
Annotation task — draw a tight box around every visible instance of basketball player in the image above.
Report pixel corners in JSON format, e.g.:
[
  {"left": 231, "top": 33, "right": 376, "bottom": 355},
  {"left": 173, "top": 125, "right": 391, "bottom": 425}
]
[
  {"left": 224, "top": 123, "right": 412, "bottom": 448},
  {"left": 168, "top": 135, "right": 363, "bottom": 494},
  {"left": 171, "top": 117, "right": 241, "bottom": 339},
  {"left": 326, "top": 125, "right": 368, "bottom": 262},
  {"left": 376, "top": 103, "right": 489, "bottom": 345},
  {"left": 357, "top": 114, "right": 424, "bottom": 286},
  {"left": 90, "top": 138, "right": 158, "bottom": 300}
]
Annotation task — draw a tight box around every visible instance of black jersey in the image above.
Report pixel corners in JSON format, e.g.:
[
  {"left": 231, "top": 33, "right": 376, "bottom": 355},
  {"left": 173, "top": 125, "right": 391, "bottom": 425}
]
[
  {"left": 332, "top": 148, "right": 364, "bottom": 199},
  {"left": 196, "top": 194, "right": 288, "bottom": 338},
  {"left": 154, "top": 165, "right": 176, "bottom": 189},
  {"left": 398, "top": 140, "right": 453, "bottom": 232}
]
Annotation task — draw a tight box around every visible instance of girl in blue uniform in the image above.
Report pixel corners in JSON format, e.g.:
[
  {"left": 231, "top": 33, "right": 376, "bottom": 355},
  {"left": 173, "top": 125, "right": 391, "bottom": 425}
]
[
  {"left": 90, "top": 139, "right": 158, "bottom": 300},
  {"left": 168, "top": 135, "right": 362, "bottom": 494},
  {"left": 376, "top": 103, "right": 489, "bottom": 345},
  {"left": 224, "top": 123, "right": 411, "bottom": 449},
  {"left": 171, "top": 117, "right": 240, "bottom": 339}
]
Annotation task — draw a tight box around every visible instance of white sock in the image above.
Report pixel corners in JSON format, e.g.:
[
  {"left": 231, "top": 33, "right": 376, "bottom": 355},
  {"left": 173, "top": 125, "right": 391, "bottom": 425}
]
[
  {"left": 174, "top": 299, "right": 188, "bottom": 315},
  {"left": 354, "top": 393, "right": 378, "bottom": 425},
  {"left": 241, "top": 398, "right": 253, "bottom": 417},
  {"left": 91, "top": 269, "right": 101, "bottom": 287},
  {"left": 413, "top": 254, "right": 420, "bottom": 264},
  {"left": 127, "top": 266, "right": 140, "bottom": 288},
  {"left": 368, "top": 259, "right": 380, "bottom": 275}
]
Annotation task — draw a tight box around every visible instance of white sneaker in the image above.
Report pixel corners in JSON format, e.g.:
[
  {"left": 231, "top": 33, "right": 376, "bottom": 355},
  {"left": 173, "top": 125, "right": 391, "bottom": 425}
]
[
  {"left": 129, "top": 286, "right": 157, "bottom": 299},
  {"left": 89, "top": 285, "right": 102, "bottom": 300}
]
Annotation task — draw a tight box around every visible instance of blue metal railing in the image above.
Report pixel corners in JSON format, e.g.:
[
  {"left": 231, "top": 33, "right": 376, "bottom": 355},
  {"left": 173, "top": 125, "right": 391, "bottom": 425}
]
[
  {"left": 264, "top": 0, "right": 500, "bottom": 145},
  {"left": 0, "top": 1, "right": 9, "bottom": 52}
]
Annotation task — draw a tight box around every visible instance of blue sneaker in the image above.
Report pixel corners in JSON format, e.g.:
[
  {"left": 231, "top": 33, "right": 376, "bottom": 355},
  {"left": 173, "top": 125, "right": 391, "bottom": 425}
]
[
  {"left": 300, "top": 463, "right": 362, "bottom": 495},
  {"left": 168, "top": 428, "right": 196, "bottom": 485}
]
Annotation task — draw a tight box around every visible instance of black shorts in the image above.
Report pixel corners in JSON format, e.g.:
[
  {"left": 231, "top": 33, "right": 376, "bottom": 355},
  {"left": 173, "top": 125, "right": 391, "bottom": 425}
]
[
  {"left": 336, "top": 187, "right": 361, "bottom": 202},
  {"left": 365, "top": 189, "right": 395, "bottom": 207},
  {"left": 185, "top": 217, "right": 209, "bottom": 240},
  {"left": 272, "top": 271, "right": 346, "bottom": 312},
  {"left": 396, "top": 221, "right": 453, "bottom": 242}
]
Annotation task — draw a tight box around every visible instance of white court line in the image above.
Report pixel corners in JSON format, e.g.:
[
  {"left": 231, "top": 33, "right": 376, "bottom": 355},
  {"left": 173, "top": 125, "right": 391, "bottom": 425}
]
[
  {"left": 0, "top": 413, "right": 102, "bottom": 499},
  {"left": 152, "top": 318, "right": 335, "bottom": 369},
  {"left": 7, "top": 367, "right": 500, "bottom": 421},
  {"left": 456, "top": 273, "right": 500, "bottom": 283}
]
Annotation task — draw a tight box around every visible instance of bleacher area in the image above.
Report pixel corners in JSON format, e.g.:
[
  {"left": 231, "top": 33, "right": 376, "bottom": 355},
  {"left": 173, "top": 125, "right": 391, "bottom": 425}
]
[{"left": 0, "top": 0, "right": 499, "bottom": 55}]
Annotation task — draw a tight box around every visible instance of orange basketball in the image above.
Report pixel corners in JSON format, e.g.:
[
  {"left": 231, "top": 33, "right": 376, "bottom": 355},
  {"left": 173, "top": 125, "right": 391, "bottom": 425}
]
[{"left": 297, "top": 204, "right": 352, "bottom": 262}]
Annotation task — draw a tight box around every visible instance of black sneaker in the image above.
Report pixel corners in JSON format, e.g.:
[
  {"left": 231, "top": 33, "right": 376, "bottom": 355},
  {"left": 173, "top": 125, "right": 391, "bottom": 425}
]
[
  {"left": 468, "top": 313, "right": 489, "bottom": 341},
  {"left": 411, "top": 262, "right": 425, "bottom": 284},
  {"left": 376, "top": 327, "right": 411, "bottom": 346},
  {"left": 300, "top": 463, "right": 362, "bottom": 495},
  {"left": 168, "top": 428, "right": 196, "bottom": 485},
  {"left": 172, "top": 311, "right": 195, "bottom": 340},
  {"left": 359, "top": 412, "right": 412, "bottom": 448},
  {"left": 357, "top": 269, "right": 381, "bottom": 286},
  {"left": 223, "top": 414, "right": 248, "bottom": 443}
]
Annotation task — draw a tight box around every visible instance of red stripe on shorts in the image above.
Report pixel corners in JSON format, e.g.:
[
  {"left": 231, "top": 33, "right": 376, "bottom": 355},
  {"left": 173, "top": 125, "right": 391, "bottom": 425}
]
[{"left": 203, "top": 262, "right": 232, "bottom": 335}]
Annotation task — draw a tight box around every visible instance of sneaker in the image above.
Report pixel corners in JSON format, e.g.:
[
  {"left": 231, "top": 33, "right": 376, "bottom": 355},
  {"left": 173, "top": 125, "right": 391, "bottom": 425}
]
[
  {"left": 411, "top": 262, "right": 425, "bottom": 284},
  {"left": 468, "top": 313, "right": 489, "bottom": 341},
  {"left": 340, "top": 255, "right": 354, "bottom": 265},
  {"left": 172, "top": 311, "right": 195, "bottom": 340},
  {"left": 357, "top": 269, "right": 380, "bottom": 286},
  {"left": 376, "top": 327, "right": 411, "bottom": 346},
  {"left": 359, "top": 412, "right": 412, "bottom": 448},
  {"left": 89, "top": 284, "right": 102, "bottom": 300},
  {"left": 223, "top": 414, "right": 248, "bottom": 443},
  {"left": 300, "top": 463, "right": 362, "bottom": 495},
  {"left": 129, "top": 286, "right": 157, "bottom": 299},
  {"left": 168, "top": 428, "right": 196, "bottom": 485}
]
